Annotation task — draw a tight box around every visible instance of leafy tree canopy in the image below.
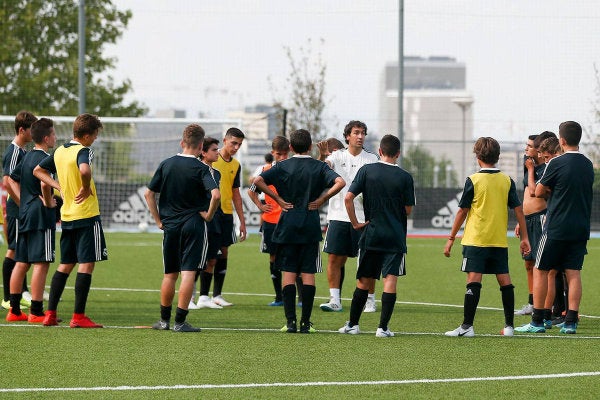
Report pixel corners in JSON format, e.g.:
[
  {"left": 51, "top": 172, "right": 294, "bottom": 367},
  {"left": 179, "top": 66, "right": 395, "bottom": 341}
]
[{"left": 0, "top": 0, "right": 146, "bottom": 116}]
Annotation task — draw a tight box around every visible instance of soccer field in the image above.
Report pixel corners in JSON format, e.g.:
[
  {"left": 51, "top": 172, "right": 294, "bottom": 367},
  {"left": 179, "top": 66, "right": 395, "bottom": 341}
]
[{"left": 1, "top": 233, "right": 599, "bottom": 399}]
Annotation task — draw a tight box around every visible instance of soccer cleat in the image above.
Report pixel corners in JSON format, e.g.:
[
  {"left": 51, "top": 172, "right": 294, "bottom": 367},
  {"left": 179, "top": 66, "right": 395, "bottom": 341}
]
[
  {"left": 559, "top": 323, "right": 578, "bottom": 334},
  {"left": 299, "top": 321, "right": 316, "bottom": 333},
  {"left": 363, "top": 298, "right": 377, "bottom": 313},
  {"left": 543, "top": 319, "right": 553, "bottom": 330},
  {"left": 173, "top": 321, "right": 201, "bottom": 332},
  {"left": 552, "top": 316, "right": 565, "bottom": 326},
  {"left": 6, "top": 308, "right": 28, "bottom": 322},
  {"left": 28, "top": 313, "right": 46, "bottom": 324},
  {"left": 444, "top": 325, "right": 475, "bottom": 337},
  {"left": 280, "top": 320, "right": 297, "bottom": 333},
  {"left": 196, "top": 295, "right": 223, "bottom": 309},
  {"left": 21, "top": 291, "right": 32, "bottom": 307},
  {"left": 375, "top": 328, "right": 394, "bottom": 337},
  {"left": 43, "top": 290, "right": 50, "bottom": 302},
  {"left": 69, "top": 314, "right": 103, "bottom": 328},
  {"left": 514, "top": 322, "right": 545, "bottom": 333},
  {"left": 43, "top": 310, "right": 59, "bottom": 326},
  {"left": 268, "top": 300, "right": 284, "bottom": 306},
  {"left": 188, "top": 300, "right": 201, "bottom": 310},
  {"left": 152, "top": 319, "right": 170, "bottom": 330},
  {"left": 212, "top": 295, "right": 233, "bottom": 307},
  {"left": 0, "top": 300, "right": 10, "bottom": 310},
  {"left": 514, "top": 303, "right": 534, "bottom": 315},
  {"left": 320, "top": 299, "right": 342, "bottom": 312},
  {"left": 501, "top": 326, "right": 514, "bottom": 336},
  {"left": 338, "top": 321, "right": 360, "bottom": 334},
  {"left": 297, "top": 302, "right": 303, "bottom": 308}
]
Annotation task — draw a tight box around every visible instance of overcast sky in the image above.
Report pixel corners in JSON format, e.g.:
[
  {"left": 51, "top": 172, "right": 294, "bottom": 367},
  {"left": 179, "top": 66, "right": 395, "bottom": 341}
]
[{"left": 108, "top": 0, "right": 600, "bottom": 142}]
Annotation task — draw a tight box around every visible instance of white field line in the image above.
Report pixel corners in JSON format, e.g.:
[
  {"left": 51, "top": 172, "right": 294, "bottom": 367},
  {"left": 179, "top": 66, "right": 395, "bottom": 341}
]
[{"left": 1, "top": 371, "right": 599, "bottom": 393}]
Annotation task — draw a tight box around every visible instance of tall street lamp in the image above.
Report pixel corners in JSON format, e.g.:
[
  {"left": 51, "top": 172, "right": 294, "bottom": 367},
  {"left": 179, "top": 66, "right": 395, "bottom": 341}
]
[{"left": 451, "top": 97, "right": 474, "bottom": 182}]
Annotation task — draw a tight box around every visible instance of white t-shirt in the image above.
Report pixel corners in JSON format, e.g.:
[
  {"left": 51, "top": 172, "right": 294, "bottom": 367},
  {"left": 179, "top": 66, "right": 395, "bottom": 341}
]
[{"left": 326, "top": 148, "right": 379, "bottom": 223}]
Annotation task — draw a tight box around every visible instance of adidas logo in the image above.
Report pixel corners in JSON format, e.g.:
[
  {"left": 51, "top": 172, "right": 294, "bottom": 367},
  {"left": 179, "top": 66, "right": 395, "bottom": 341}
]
[
  {"left": 431, "top": 191, "right": 463, "bottom": 228},
  {"left": 465, "top": 289, "right": 473, "bottom": 295},
  {"left": 111, "top": 186, "right": 152, "bottom": 224}
]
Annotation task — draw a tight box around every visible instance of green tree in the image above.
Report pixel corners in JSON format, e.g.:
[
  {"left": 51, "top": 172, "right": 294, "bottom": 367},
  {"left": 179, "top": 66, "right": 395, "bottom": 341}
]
[
  {"left": 0, "top": 0, "right": 146, "bottom": 116},
  {"left": 269, "top": 38, "right": 328, "bottom": 140},
  {"left": 403, "top": 145, "right": 458, "bottom": 188}
]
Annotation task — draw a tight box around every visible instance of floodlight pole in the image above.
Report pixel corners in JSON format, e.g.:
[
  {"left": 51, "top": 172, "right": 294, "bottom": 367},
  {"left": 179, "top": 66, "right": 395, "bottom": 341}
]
[
  {"left": 397, "top": 0, "right": 404, "bottom": 167},
  {"left": 78, "top": 0, "right": 86, "bottom": 114},
  {"left": 451, "top": 97, "right": 474, "bottom": 181}
]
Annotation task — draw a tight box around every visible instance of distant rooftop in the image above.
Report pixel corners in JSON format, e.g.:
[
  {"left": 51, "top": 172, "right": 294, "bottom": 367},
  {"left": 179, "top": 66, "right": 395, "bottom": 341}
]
[{"left": 385, "top": 56, "right": 466, "bottom": 91}]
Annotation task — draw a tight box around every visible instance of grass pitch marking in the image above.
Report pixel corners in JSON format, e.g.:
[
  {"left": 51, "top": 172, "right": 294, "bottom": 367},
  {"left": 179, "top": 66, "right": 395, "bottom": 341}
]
[{"left": 1, "top": 371, "right": 599, "bottom": 393}]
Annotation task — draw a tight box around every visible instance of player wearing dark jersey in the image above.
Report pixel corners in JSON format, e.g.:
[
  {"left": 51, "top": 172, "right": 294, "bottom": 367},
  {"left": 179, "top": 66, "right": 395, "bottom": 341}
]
[
  {"left": 338, "top": 135, "right": 415, "bottom": 337},
  {"left": 145, "top": 124, "right": 220, "bottom": 332},
  {"left": 34, "top": 114, "right": 107, "bottom": 328},
  {"left": 253, "top": 129, "right": 344, "bottom": 334},
  {"left": 2, "top": 111, "right": 35, "bottom": 311},
  {"left": 5, "top": 118, "right": 57, "bottom": 322}
]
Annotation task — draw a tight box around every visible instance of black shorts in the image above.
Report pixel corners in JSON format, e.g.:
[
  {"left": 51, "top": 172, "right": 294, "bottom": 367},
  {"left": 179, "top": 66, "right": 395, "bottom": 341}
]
[
  {"left": 60, "top": 220, "right": 108, "bottom": 264},
  {"left": 6, "top": 215, "right": 18, "bottom": 250},
  {"left": 461, "top": 246, "right": 509, "bottom": 274},
  {"left": 260, "top": 221, "right": 277, "bottom": 255},
  {"left": 523, "top": 210, "right": 545, "bottom": 261},
  {"left": 535, "top": 234, "right": 587, "bottom": 271},
  {"left": 206, "top": 231, "right": 221, "bottom": 261},
  {"left": 357, "top": 250, "right": 405, "bottom": 279},
  {"left": 162, "top": 214, "right": 207, "bottom": 274},
  {"left": 275, "top": 242, "right": 322, "bottom": 274},
  {"left": 323, "top": 220, "right": 360, "bottom": 257},
  {"left": 15, "top": 229, "right": 55, "bottom": 263},
  {"left": 218, "top": 212, "right": 237, "bottom": 248}
]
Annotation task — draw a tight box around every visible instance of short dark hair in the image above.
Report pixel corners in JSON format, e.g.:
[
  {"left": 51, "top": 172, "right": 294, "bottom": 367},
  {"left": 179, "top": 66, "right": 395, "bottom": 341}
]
[
  {"left": 473, "top": 137, "right": 500, "bottom": 165},
  {"left": 225, "top": 127, "right": 245, "bottom": 139},
  {"left": 289, "top": 129, "right": 312, "bottom": 154},
  {"left": 14, "top": 110, "right": 37, "bottom": 134},
  {"left": 182, "top": 124, "right": 205, "bottom": 148},
  {"left": 271, "top": 136, "right": 290, "bottom": 152},
  {"left": 73, "top": 113, "right": 102, "bottom": 138},
  {"left": 31, "top": 118, "right": 54, "bottom": 144},
  {"left": 202, "top": 136, "right": 219, "bottom": 152},
  {"left": 379, "top": 134, "right": 400, "bottom": 157},
  {"left": 528, "top": 134, "right": 538, "bottom": 141},
  {"left": 264, "top": 153, "right": 274, "bottom": 163},
  {"left": 558, "top": 121, "right": 582, "bottom": 146},
  {"left": 343, "top": 120, "right": 367, "bottom": 144},
  {"left": 533, "top": 131, "right": 556, "bottom": 148},
  {"left": 326, "top": 137, "right": 344, "bottom": 152}
]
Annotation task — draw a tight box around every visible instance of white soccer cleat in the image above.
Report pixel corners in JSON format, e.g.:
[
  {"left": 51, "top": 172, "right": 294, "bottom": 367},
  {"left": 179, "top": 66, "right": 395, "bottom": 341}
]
[
  {"left": 338, "top": 321, "right": 360, "bottom": 334},
  {"left": 212, "top": 295, "right": 233, "bottom": 307},
  {"left": 501, "top": 326, "right": 514, "bottom": 337},
  {"left": 444, "top": 325, "right": 475, "bottom": 337},
  {"left": 320, "top": 299, "right": 342, "bottom": 312},
  {"left": 375, "top": 328, "right": 394, "bottom": 337},
  {"left": 43, "top": 290, "right": 50, "bottom": 302},
  {"left": 514, "top": 304, "right": 534, "bottom": 315},
  {"left": 188, "top": 300, "right": 201, "bottom": 310},
  {"left": 363, "top": 298, "right": 376, "bottom": 313},
  {"left": 196, "top": 295, "right": 223, "bottom": 309}
]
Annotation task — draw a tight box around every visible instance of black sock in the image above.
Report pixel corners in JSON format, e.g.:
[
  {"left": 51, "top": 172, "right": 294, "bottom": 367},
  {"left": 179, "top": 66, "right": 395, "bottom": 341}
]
[
  {"left": 532, "top": 308, "right": 544, "bottom": 325},
  {"left": 349, "top": 287, "right": 368, "bottom": 327},
  {"left": 31, "top": 300, "right": 44, "bottom": 316},
  {"left": 160, "top": 305, "right": 172, "bottom": 321},
  {"left": 22, "top": 275, "right": 28, "bottom": 293},
  {"left": 213, "top": 258, "right": 227, "bottom": 297},
  {"left": 9, "top": 293, "right": 21, "bottom": 315},
  {"left": 295, "top": 275, "right": 303, "bottom": 303},
  {"left": 500, "top": 284, "right": 515, "bottom": 327},
  {"left": 565, "top": 309, "right": 579, "bottom": 324},
  {"left": 282, "top": 284, "right": 296, "bottom": 323},
  {"left": 48, "top": 271, "right": 69, "bottom": 311},
  {"left": 339, "top": 265, "right": 345, "bottom": 295},
  {"left": 2, "top": 257, "right": 16, "bottom": 301},
  {"left": 528, "top": 293, "right": 533, "bottom": 305},
  {"left": 543, "top": 309, "right": 552, "bottom": 321},
  {"left": 174, "top": 307, "right": 188, "bottom": 324},
  {"left": 74, "top": 272, "right": 92, "bottom": 314},
  {"left": 270, "top": 262, "right": 282, "bottom": 301},
  {"left": 379, "top": 292, "right": 397, "bottom": 331},
  {"left": 462, "top": 282, "right": 481, "bottom": 327},
  {"left": 300, "top": 284, "right": 315, "bottom": 323},
  {"left": 199, "top": 271, "right": 213, "bottom": 296}
]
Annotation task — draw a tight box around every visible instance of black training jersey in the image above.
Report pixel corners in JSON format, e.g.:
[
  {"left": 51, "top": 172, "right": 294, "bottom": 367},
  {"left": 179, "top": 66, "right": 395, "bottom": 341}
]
[
  {"left": 522, "top": 162, "right": 546, "bottom": 188},
  {"left": 2, "top": 142, "right": 26, "bottom": 218},
  {"left": 260, "top": 155, "right": 340, "bottom": 244},
  {"left": 147, "top": 154, "right": 218, "bottom": 231},
  {"left": 539, "top": 152, "right": 594, "bottom": 241},
  {"left": 10, "top": 149, "right": 55, "bottom": 232},
  {"left": 348, "top": 161, "right": 416, "bottom": 253}
]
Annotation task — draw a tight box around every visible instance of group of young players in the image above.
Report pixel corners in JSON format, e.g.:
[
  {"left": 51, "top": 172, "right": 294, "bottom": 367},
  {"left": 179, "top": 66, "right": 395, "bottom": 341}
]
[{"left": 2, "top": 112, "right": 592, "bottom": 337}]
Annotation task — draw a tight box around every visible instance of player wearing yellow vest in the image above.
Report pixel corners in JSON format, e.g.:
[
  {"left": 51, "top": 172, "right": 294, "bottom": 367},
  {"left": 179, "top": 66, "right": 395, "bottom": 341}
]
[
  {"left": 34, "top": 114, "right": 107, "bottom": 328},
  {"left": 443, "top": 137, "right": 530, "bottom": 338}
]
